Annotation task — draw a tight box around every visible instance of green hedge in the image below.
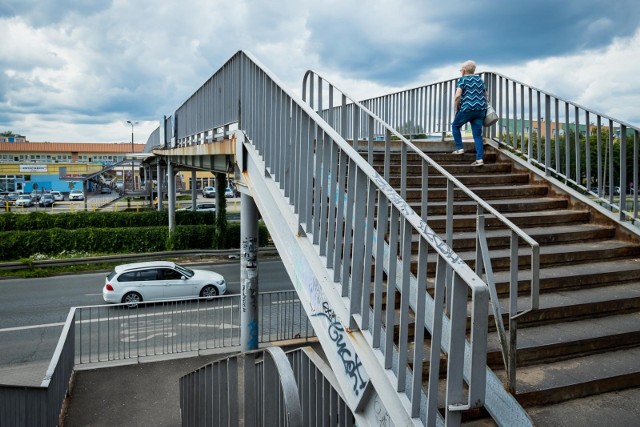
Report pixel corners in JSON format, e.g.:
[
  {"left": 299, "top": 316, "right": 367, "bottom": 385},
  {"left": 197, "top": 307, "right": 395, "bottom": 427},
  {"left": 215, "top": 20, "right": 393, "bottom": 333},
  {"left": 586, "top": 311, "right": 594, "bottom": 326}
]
[
  {"left": 0, "top": 211, "right": 216, "bottom": 232},
  {"left": 0, "top": 222, "right": 270, "bottom": 261}
]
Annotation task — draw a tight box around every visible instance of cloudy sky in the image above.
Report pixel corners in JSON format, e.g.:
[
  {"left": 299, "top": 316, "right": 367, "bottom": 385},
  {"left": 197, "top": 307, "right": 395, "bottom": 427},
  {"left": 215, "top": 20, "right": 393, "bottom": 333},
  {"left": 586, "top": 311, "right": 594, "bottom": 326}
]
[{"left": 2, "top": 0, "right": 640, "bottom": 144}]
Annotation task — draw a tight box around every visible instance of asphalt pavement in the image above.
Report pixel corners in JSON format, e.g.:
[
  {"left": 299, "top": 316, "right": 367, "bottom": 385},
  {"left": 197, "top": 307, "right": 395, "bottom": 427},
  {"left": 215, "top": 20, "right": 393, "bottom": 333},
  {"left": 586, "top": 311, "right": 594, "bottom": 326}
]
[{"left": 63, "top": 351, "right": 234, "bottom": 427}]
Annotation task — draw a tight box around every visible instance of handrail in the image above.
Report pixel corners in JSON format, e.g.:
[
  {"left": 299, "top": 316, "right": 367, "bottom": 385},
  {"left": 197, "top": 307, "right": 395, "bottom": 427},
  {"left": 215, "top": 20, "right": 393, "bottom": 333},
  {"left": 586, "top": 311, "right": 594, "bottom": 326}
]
[
  {"left": 150, "top": 50, "right": 526, "bottom": 424},
  {"left": 238, "top": 53, "right": 491, "bottom": 422},
  {"left": 303, "top": 70, "right": 540, "bottom": 393},
  {"left": 482, "top": 71, "right": 639, "bottom": 226}
]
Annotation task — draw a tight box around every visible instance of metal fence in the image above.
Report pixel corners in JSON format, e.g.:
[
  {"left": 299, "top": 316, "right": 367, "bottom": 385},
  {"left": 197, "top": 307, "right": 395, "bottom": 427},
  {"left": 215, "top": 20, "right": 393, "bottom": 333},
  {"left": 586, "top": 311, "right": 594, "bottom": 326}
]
[
  {"left": 151, "top": 50, "right": 527, "bottom": 424},
  {"left": 180, "top": 346, "right": 354, "bottom": 427},
  {"left": 239, "top": 51, "right": 492, "bottom": 424},
  {"left": 75, "top": 291, "right": 315, "bottom": 365},
  {"left": 0, "top": 290, "right": 314, "bottom": 427},
  {"left": 0, "top": 310, "right": 76, "bottom": 427},
  {"left": 302, "top": 70, "right": 539, "bottom": 394},
  {"left": 486, "top": 72, "right": 639, "bottom": 225},
  {"left": 354, "top": 71, "right": 639, "bottom": 226}
]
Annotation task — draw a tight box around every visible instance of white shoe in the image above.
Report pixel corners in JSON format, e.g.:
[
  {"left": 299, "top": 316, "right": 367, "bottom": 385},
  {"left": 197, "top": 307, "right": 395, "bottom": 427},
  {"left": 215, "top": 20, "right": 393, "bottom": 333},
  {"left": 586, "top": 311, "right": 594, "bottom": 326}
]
[
  {"left": 471, "top": 159, "right": 484, "bottom": 166},
  {"left": 452, "top": 149, "right": 464, "bottom": 154}
]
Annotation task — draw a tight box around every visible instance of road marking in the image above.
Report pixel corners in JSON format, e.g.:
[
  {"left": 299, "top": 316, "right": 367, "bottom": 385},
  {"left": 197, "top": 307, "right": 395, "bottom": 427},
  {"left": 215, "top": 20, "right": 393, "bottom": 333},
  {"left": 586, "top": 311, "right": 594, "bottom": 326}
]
[
  {"left": 0, "top": 322, "right": 65, "bottom": 333},
  {"left": 179, "top": 323, "right": 238, "bottom": 329},
  {"left": 0, "top": 304, "right": 239, "bottom": 333}
]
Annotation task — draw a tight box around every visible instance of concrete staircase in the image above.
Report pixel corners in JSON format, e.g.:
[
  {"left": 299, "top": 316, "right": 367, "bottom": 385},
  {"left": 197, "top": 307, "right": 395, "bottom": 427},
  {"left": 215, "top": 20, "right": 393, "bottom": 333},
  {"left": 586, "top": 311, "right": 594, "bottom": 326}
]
[{"left": 367, "top": 139, "right": 640, "bottom": 424}]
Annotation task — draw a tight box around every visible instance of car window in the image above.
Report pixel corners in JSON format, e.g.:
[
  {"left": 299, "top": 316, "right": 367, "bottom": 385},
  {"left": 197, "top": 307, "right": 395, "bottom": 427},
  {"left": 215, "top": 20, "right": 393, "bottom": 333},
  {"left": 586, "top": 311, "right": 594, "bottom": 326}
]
[
  {"left": 174, "top": 264, "right": 194, "bottom": 278},
  {"left": 137, "top": 269, "right": 159, "bottom": 281},
  {"left": 118, "top": 272, "right": 137, "bottom": 282},
  {"left": 161, "top": 268, "right": 183, "bottom": 280},
  {"left": 107, "top": 271, "right": 117, "bottom": 281},
  {"left": 117, "top": 269, "right": 157, "bottom": 282}
]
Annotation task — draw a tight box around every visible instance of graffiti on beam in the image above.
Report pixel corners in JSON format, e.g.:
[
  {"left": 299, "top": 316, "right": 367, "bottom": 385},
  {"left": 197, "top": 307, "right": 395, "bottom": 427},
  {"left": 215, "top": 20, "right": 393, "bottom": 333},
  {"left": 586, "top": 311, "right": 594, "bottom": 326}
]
[
  {"left": 312, "top": 301, "right": 367, "bottom": 396},
  {"left": 241, "top": 235, "right": 258, "bottom": 314},
  {"left": 373, "top": 394, "right": 392, "bottom": 426},
  {"left": 371, "top": 170, "right": 463, "bottom": 265},
  {"left": 246, "top": 319, "right": 258, "bottom": 349},
  {"left": 241, "top": 236, "right": 258, "bottom": 268}
]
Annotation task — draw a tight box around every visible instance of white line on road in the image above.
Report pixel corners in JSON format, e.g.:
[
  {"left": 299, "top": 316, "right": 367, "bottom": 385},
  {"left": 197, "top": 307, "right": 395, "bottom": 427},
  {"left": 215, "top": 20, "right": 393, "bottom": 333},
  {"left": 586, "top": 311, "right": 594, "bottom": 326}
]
[
  {"left": 0, "top": 304, "right": 238, "bottom": 333},
  {"left": 0, "top": 322, "right": 65, "bottom": 333}
]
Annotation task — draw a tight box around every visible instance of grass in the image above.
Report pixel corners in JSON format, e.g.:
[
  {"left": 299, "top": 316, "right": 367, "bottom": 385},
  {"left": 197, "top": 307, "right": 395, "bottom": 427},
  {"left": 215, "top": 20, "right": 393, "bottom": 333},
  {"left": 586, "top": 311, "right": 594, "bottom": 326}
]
[{"left": 1, "top": 262, "right": 120, "bottom": 278}]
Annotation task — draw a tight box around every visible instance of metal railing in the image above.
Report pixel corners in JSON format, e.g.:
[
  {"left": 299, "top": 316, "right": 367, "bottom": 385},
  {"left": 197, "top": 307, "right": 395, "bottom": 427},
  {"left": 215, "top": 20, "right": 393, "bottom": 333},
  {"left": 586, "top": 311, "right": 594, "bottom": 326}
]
[
  {"left": 0, "top": 291, "right": 314, "bottom": 427},
  {"left": 354, "top": 72, "right": 639, "bottom": 225},
  {"left": 180, "top": 346, "right": 354, "bottom": 427},
  {"left": 485, "top": 72, "right": 639, "bottom": 225},
  {"left": 0, "top": 309, "right": 76, "bottom": 427},
  {"left": 238, "top": 51, "right": 492, "bottom": 424},
  {"left": 302, "top": 70, "right": 540, "bottom": 394},
  {"left": 75, "top": 291, "right": 314, "bottom": 364},
  {"left": 152, "top": 50, "right": 530, "bottom": 424}
]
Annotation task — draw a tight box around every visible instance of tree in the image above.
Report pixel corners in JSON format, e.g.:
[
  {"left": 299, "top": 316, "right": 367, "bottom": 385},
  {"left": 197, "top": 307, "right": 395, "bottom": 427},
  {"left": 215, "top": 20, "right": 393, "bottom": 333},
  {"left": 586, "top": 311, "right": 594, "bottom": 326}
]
[{"left": 1, "top": 131, "right": 16, "bottom": 137}]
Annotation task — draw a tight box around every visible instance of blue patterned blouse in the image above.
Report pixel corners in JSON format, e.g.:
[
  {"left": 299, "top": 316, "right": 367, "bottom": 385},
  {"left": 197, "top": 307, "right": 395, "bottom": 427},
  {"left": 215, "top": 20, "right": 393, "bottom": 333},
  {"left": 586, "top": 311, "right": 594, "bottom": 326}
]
[{"left": 457, "top": 75, "right": 487, "bottom": 112}]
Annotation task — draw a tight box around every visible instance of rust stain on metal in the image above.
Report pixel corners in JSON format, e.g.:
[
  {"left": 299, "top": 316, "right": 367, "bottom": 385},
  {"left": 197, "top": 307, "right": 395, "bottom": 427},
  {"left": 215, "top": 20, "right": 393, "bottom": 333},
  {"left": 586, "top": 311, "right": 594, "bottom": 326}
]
[{"left": 153, "top": 138, "right": 235, "bottom": 156}]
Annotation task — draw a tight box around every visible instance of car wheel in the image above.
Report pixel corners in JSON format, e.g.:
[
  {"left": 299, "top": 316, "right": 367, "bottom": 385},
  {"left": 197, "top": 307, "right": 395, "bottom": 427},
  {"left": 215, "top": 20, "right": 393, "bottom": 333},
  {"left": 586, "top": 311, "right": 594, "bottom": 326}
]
[
  {"left": 200, "top": 285, "right": 218, "bottom": 299},
  {"left": 122, "top": 292, "right": 142, "bottom": 308}
]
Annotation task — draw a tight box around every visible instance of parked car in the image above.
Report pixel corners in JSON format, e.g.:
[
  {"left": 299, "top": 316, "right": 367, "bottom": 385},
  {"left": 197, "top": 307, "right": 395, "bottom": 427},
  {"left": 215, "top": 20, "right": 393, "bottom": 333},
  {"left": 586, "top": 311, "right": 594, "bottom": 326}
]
[
  {"left": 102, "top": 261, "right": 226, "bottom": 305},
  {"left": 6, "top": 192, "right": 19, "bottom": 205},
  {"left": 203, "top": 186, "right": 216, "bottom": 198},
  {"left": 51, "top": 191, "right": 64, "bottom": 201},
  {"left": 178, "top": 203, "right": 216, "bottom": 212},
  {"left": 15, "top": 194, "right": 34, "bottom": 207},
  {"left": 69, "top": 189, "right": 84, "bottom": 201},
  {"left": 39, "top": 193, "right": 55, "bottom": 207},
  {"left": 30, "top": 191, "right": 42, "bottom": 202},
  {"left": 224, "top": 187, "right": 234, "bottom": 198},
  {"left": 100, "top": 185, "right": 112, "bottom": 194}
]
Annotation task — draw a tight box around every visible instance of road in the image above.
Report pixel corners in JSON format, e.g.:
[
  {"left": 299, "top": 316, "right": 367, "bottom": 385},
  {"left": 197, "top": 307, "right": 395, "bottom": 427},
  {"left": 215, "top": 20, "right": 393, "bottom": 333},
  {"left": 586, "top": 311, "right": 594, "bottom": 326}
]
[
  {"left": 0, "top": 259, "right": 293, "bottom": 368},
  {"left": 2, "top": 193, "right": 242, "bottom": 214}
]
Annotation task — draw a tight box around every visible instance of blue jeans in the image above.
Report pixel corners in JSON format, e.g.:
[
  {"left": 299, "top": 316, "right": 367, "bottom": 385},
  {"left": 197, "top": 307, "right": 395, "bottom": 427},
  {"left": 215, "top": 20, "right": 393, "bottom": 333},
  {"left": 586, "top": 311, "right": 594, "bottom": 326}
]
[{"left": 452, "top": 109, "right": 486, "bottom": 161}]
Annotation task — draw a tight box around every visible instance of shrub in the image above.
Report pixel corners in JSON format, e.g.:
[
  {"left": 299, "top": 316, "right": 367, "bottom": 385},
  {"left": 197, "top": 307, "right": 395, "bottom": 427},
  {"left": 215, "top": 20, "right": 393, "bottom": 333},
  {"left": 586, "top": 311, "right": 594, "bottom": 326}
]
[
  {"left": 0, "top": 210, "right": 215, "bottom": 231},
  {"left": 0, "top": 225, "right": 218, "bottom": 261}
]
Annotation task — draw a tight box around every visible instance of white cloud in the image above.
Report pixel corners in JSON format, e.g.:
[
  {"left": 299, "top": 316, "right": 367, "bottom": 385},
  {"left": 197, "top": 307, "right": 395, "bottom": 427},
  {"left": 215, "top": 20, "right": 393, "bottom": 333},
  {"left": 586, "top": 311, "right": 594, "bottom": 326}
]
[
  {"left": 1, "top": 0, "right": 640, "bottom": 143},
  {"left": 487, "top": 28, "right": 640, "bottom": 124}
]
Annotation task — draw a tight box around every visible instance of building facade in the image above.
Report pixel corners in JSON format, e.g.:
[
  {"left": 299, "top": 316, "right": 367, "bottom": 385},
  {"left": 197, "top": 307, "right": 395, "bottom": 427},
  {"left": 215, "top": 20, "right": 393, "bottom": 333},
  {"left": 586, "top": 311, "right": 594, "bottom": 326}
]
[{"left": 0, "top": 141, "right": 144, "bottom": 193}]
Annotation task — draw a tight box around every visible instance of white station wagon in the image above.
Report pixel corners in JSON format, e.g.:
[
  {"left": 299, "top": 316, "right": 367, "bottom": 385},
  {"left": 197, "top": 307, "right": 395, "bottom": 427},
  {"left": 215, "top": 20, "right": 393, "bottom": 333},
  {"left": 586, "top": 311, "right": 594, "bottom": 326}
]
[{"left": 103, "top": 261, "right": 226, "bottom": 305}]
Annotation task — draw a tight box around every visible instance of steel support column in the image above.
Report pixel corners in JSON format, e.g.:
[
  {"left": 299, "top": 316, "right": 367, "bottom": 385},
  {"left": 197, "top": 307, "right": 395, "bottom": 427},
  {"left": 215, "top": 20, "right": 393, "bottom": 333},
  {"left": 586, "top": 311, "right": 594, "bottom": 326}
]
[
  {"left": 191, "top": 170, "right": 197, "bottom": 210},
  {"left": 240, "top": 192, "right": 259, "bottom": 352},
  {"left": 215, "top": 172, "right": 224, "bottom": 222},
  {"left": 82, "top": 180, "right": 88, "bottom": 211},
  {"left": 148, "top": 166, "right": 154, "bottom": 206},
  {"left": 156, "top": 161, "right": 163, "bottom": 210},
  {"left": 168, "top": 159, "right": 175, "bottom": 232}
]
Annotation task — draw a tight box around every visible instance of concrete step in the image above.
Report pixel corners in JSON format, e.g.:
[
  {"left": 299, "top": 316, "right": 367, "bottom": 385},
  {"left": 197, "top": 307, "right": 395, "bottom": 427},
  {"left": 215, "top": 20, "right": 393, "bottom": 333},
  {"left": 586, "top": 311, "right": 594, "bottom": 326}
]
[
  {"left": 366, "top": 151, "right": 498, "bottom": 164},
  {"left": 387, "top": 172, "right": 530, "bottom": 188},
  {"left": 365, "top": 142, "right": 640, "bottom": 425},
  {"left": 407, "top": 197, "right": 568, "bottom": 216},
  {"left": 425, "top": 208, "right": 592, "bottom": 231},
  {"left": 400, "top": 184, "right": 550, "bottom": 202},
  {"left": 487, "top": 310, "right": 640, "bottom": 368},
  {"left": 491, "top": 258, "right": 640, "bottom": 294},
  {"left": 371, "top": 161, "right": 514, "bottom": 176},
  {"left": 498, "top": 346, "right": 640, "bottom": 407},
  {"left": 448, "top": 239, "right": 640, "bottom": 271},
  {"left": 445, "top": 223, "right": 616, "bottom": 251}
]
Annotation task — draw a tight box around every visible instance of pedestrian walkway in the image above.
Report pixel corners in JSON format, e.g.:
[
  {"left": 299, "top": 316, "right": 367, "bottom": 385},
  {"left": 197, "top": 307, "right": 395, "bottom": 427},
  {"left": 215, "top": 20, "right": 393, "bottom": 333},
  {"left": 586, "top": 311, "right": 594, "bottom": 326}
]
[
  {"left": 64, "top": 352, "right": 233, "bottom": 427},
  {"left": 0, "top": 361, "right": 50, "bottom": 387}
]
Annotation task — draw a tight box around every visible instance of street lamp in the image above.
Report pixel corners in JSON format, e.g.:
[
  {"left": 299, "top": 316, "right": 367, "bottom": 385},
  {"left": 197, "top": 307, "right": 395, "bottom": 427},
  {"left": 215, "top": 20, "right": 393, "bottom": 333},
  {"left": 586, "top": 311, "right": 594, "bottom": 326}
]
[{"left": 126, "top": 120, "right": 138, "bottom": 191}]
